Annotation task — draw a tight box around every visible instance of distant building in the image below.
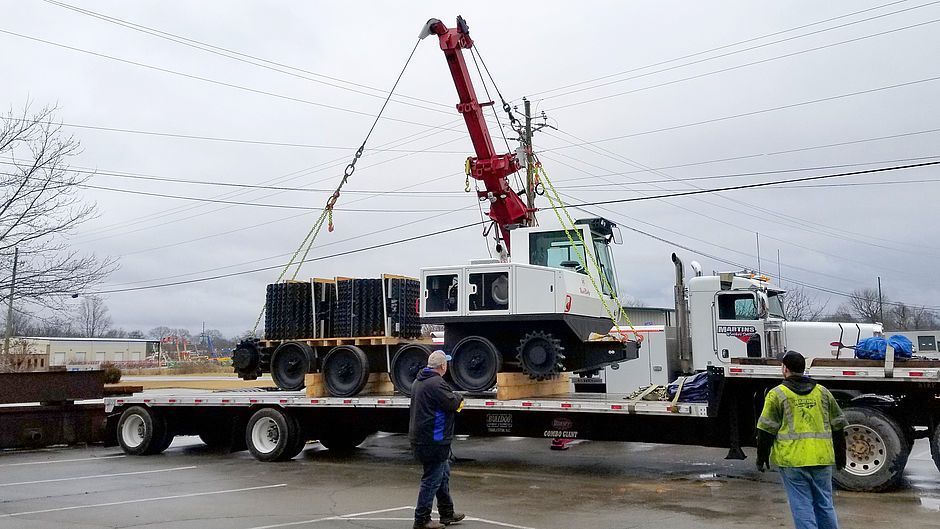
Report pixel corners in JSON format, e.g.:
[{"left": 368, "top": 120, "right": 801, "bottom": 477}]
[
  {"left": 623, "top": 307, "right": 675, "bottom": 327},
  {"left": 17, "top": 337, "right": 160, "bottom": 366}
]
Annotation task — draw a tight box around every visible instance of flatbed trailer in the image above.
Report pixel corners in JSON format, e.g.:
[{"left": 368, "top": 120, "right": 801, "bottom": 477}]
[{"left": 107, "top": 359, "right": 940, "bottom": 493}]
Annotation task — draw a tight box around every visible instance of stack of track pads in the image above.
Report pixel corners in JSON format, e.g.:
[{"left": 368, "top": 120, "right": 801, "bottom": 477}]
[
  {"left": 265, "top": 275, "right": 421, "bottom": 340},
  {"left": 264, "top": 281, "right": 313, "bottom": 340}
]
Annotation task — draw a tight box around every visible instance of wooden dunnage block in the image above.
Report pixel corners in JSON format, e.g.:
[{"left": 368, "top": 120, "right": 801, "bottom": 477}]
[
  {"left": 496, "top": 372, "right": 572, "bottom": 400},
  {"left": 305, "top": 372, "right": 395, "bottom": 398}
]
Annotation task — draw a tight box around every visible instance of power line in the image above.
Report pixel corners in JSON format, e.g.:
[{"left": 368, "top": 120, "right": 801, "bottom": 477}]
[
  {"left": 543, "top": 6, "right": 940, "bottom": 110},
  {"left": 525, "top": 0, "right": 912, "bottom": 99},
  {"left": 0, "top": 28, "right": 461, "bottom": 133},
  {"left": 42, "top": 0, "right": 454, "bottom": 112},
  {"left": 542, "top": 75, "right": 940, "bottom": 151},
  {"left": 85, "top": 220, "right": 483, "bottom": 294},
  {"left": 558, "top": 161, "right": 940, "bottom": 208},
  {"left": 0, "top": 117, "right": 469, "bottom": 152}
]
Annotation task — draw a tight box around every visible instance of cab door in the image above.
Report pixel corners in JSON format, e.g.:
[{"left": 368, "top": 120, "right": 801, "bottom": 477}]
[{"left": 713, "top": 292, "right": 765, "bottom": 362}]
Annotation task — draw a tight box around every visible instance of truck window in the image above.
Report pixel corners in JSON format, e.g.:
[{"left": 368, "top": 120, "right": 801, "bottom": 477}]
[
  {"left": 767, "top": 291, "right": 786, "bottom": 319},
  {"left": 529, "top": 231, "right": 586, "bottom": 273},
  {"left": 717, "top": 294, "right": 758, "bottom": 320},
  {"left": 593, "top": 236, "right": 617, "bottom": 297},
  {"left": 918, "top": 335, "right": 937, "bottom": 352}
]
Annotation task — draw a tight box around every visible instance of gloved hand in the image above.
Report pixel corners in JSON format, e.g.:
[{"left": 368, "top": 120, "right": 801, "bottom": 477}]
[{"left": 756, "top": 457, "right": 769, "bottom": 472}]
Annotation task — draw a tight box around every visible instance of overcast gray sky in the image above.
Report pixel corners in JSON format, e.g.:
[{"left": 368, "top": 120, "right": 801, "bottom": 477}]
[{"left": 2, "top": 0, "right": 938, "bottom": 336}]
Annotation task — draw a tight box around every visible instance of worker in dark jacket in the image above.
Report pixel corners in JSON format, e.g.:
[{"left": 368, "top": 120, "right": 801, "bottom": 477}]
[
  {"left": 757, "top": 351, "right": 848, "bottom": 529},
  {"left": 409, "top": 350, "right": 465, "bottom": 529}
]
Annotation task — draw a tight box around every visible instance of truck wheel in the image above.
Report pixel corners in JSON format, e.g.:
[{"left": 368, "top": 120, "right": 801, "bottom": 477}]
[
  {"left": 930, "top": 424, "right": 940, "bottom": 474},
  {"left": 246, "top": 408, "right": 303, "bottom": 462},
  {"left": 322, "top": 345, "right": 369, "bottom": 397},
  {"left": 834, "top": 407, "right": 909, "bottom": 492},
  {"left": 318, "top": 430, "right": 371, "bottom": 452},
  {"left": 390, "top": 344, "right": 432, "bottom": 396},
  {"left": 450, "top": 336, "right": 502, "bottom": 392},
  {"left": 271, "top": 342, "right": 313, "bottom": 391},
  {"left": 117, "top": 406, "right": 171, "bottom": 456}
]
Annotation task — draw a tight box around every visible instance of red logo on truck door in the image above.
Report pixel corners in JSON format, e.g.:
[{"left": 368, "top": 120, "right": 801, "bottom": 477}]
[{"left": 565, "top": 295, "right": 572, "bottom": 313}]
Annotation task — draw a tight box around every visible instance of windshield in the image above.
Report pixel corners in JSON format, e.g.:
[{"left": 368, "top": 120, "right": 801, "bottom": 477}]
[
  {"left": 767, "top": 291, "right": 787, "bottom": 319},
  {"left": 593, "top": 236, "right": 617, "bottom": 297},
  {"left": 529, "top": 231, "right": 587, "bottom": 273}
]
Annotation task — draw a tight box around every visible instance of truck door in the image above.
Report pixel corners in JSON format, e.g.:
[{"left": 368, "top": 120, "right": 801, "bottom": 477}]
[{"left": 714, "top": 292, "right": 764, "bottom": 363}]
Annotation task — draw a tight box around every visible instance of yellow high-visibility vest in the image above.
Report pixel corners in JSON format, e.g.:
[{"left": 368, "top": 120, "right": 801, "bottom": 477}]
[{"left": 757, "top": 383, "right": 847, "bottom": 467}]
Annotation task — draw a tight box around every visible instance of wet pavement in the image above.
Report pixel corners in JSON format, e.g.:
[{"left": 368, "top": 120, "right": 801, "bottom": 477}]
[{"left": 0, "top": 433, "right": 937, "bottom": 528}]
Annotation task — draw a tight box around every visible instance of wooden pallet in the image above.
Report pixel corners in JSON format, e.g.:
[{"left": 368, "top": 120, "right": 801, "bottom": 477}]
[
  {"left": 495, "top": 372, "right": 572, "bottom": 400},
  {"left": 260, "top": 336, "right": 433, "bottom": 348},
  {"left": 304, "top": 372, "right": 395, "bottom": 398}
]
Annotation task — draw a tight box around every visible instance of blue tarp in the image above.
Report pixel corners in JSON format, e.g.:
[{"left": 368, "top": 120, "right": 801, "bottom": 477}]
[
  {"left": 666, "top": 371, "right": 710, "bottom": 402},
  {"left": 854, "top": 335, "right": 914, "bottom": 360}
]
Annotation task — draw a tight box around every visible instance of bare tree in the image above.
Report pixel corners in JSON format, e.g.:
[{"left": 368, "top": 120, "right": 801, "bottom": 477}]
[
  {"left": 74, "top": 295, "right": 112, "bottom": 337},
  {"left": 888, "top": 303, "right": 939, "bottom": 331},
  {"left": 783, "top": 285, "right": 828, "bottom": 322},
  {"left": 0, "top": 105, "right": 116, "bottom": 310},
  {"left": 845, "top": 288, "right": 884, "bottom": 323},
  {"left": 621, "top": 295, "right": 647, "bottom": 308}
]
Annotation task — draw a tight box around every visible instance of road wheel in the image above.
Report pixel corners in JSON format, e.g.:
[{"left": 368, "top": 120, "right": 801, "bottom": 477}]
[
  {"left": 450, "top": 336, "right": 501, "bottom": 392},
  {"left": 930, "top": 423, "right": 940, "bottom": 474},
  {"left": 516, "top": 331, "right": 566, "bottom": 381},
  {"left": 390, "top": 344, "right": 432, "bottom": 396},
  {"left": 246, "top": 408, "right": 303, "bottom": 462},
  {"left": 318, "top": 430, "right": 371, "bottom": 452},
  {"left": 270, "top": 342, "right": 313, "bottom": 391},
  {"left": 117, "top": 406, "right": 170, "bottom": 456},
  {"left": 834, "top": 407, "right": 909, "bottom": 492},
  {"left": 322, "top": 345, "right": 369, "bottom": 397}
]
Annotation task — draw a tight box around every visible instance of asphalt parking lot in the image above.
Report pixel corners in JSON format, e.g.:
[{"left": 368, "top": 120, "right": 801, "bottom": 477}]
[{"left": 0, "top": 434, "right": 938, "bottom": 529}]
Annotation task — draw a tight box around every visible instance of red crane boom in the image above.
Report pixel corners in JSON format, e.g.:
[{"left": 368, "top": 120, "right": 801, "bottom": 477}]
[{"left": 421, "top": 16, "right": 531, "bottom": 252}]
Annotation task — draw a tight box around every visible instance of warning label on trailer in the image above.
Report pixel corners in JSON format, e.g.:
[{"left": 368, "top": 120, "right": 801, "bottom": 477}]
[{"left": 485, "top": 413, "right": 513, "bottom": 433}]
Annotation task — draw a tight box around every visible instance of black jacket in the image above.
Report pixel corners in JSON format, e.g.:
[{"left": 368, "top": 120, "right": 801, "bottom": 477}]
[
  {"left": 756, "top": 375, "right": 846, "bottom": 468},
  {"left": 409, "top": 368, "right": 464, "bottom": 446}
]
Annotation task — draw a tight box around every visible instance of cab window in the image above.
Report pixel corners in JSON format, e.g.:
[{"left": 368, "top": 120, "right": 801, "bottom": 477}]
[{"left": 718, "top": 293, "right": 758, "bottom": 320}]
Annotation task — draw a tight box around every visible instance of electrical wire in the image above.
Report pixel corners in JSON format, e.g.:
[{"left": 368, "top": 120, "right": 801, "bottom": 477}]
[
  {"left": 543, "top": 6, "right": 940, "bottom": 110},
  {"left": 525, "top": 0, "right": 912, "bottom": 99},
  {"left": 542, "top": 75, "right": 940, "bottom": 151},
  {"left": 84, "top": 220, "right": 484, "bottom": 295}
]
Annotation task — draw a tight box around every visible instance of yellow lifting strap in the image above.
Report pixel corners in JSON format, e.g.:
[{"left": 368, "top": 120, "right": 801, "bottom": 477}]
[{"left": 534, "top": 161, "right": 640, "bottom": 343}]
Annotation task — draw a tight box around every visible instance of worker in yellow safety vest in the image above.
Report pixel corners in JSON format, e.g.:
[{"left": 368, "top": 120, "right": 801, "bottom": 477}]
[{"left": 756, "top": 351, "right": 848, "bottom": 529}]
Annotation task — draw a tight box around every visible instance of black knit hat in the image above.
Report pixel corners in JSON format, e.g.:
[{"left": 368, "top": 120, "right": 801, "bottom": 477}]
[{"left": 781, "top": 350, "right": 806, "bottom": 373}]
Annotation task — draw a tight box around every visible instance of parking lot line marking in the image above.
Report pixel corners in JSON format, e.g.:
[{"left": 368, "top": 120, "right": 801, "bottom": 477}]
[
  {"left": 246, "top": 506, "right": 413, "bottom": 529},
  {"left": 0, "top": 465, "right": 197, "bottom": 487},
  {"left": 0, "top": 455, "right": 126, "bottom": 467},
  {"left": 467, "top": 517, "right": 541, "bottom": 529},
  {"left": 0, "top": 483, "right": 286, "bottom": 518}
]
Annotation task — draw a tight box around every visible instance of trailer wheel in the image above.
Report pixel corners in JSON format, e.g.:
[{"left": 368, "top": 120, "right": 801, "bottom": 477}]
[
  {"left": 450, "top": 336, "right": 502, "bottom": 392},
  {"left": 322, "top": 345, "right": 369, "bottom": 397},
  {"left": 117, "top": 406, "right": 170, "bottom": 456},
  {"left": 391, "top": 344, "right": 432, "bottom": 396},
  {"left": 271, "top": 342, "right": 313, "bottom": 391},
  {"left": 930, "top": 424, "right": 940, "bottom": 474},
  {"left": 246, "top": 408, "right": 303, "bottom": 462},
  {"left": 318, "top": 430, "right": 371, "bottom": 452},
  {"left": 834, "top": 407, "right": 909, "bottom": 492}
]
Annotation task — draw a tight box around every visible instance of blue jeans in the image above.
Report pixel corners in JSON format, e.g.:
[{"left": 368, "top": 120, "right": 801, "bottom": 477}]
[
  {"left": 413, "top": 444, "right": 454, "bottom": 523},
  {"left": 779, "top": 466, "right": 840, "bottom": 529}
]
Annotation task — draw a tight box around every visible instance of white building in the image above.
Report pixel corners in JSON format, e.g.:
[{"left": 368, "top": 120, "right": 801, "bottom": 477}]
[{"left": 19, "top": 337, "right": 161, "bottom": 366}]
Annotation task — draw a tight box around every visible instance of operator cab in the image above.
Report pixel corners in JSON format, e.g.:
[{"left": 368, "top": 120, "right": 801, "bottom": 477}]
[{"left": 511, "top": 217, "right": 623, "bottom": 299}]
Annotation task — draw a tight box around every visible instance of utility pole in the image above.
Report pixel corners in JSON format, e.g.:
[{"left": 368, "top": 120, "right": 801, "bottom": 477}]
[
  {"left": 877, "top": 276, "right": 884, "bottom": 323},
  {"left": 4, "top": 247, "right": 18, "bottom": 355},
  {"left": 523, "top": 97, "right": 536, "bottom": 225}
]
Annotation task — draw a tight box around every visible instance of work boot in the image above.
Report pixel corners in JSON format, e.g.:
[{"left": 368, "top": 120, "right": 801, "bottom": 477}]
[
  {"left": 440, "top": 512, "right": 466, "bottom": 525},
  {"left": 413, "top": 519, "right": 444, "bottom": 529}
]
